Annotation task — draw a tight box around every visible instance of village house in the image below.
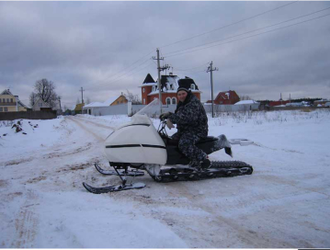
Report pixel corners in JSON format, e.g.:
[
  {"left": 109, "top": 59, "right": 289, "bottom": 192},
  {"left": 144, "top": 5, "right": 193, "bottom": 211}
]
[
  {"left": 83, "top": 93, "right": 128, "bottom": 115},
  {"left": 32, "top": 98, "right": 52, "bottom": 111},
  {"left": 139, "top": 73, "right": 201, "bottom": 105},
  {"left": 74, "top": 103, "right": 85, "bottom": 114},
  {"left": 206, "top": 90, "right": 240, "bottom": 105},
  {"left": 314, "top": 99, "right": 329, "bottom": 107},
  {"left": 234, "top": 99, "right": 260, "bottom": 110},
  {"left": 0, "top": 89, "right": 28, "bottom": 112}
]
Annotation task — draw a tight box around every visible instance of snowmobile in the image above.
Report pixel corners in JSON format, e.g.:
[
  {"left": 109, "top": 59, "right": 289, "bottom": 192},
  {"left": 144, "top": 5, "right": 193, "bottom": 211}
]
[{"left": 82, "top": 114, "right": 253, "bottom": 194}]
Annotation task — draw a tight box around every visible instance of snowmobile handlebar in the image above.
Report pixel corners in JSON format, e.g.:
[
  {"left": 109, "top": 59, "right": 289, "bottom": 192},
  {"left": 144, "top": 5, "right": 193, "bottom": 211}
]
[
  {"left": 159, "top": 112, "right": 172, "bottom": 121},
  {"left": 157, "top": 119, "right": 168, "bottom": 137}
]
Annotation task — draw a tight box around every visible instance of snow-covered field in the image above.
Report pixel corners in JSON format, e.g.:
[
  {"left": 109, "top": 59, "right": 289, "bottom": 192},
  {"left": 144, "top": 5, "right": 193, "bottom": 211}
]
[{"left": 0, "top": 109, "right": 329, "bottom": 248}]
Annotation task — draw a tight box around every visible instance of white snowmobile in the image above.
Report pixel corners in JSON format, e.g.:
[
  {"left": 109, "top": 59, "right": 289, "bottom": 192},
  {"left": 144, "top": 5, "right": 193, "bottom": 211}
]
[{"left": 83, "top": 114, "right": 253, "bottom": 194}]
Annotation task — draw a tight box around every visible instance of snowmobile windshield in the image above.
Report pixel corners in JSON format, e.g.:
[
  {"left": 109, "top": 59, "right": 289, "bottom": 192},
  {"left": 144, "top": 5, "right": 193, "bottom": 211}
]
[
  {"left": 134, "top": 98, "right": 162, "bottom": 118},
  {"left": 115, "top": 114, "right": 152, "bottom": 131}
]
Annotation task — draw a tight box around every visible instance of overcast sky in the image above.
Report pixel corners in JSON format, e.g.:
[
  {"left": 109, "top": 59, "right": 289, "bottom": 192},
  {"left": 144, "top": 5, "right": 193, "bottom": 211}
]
[{"left": 1, "top": 1, "right": 330, "bottom": 109}]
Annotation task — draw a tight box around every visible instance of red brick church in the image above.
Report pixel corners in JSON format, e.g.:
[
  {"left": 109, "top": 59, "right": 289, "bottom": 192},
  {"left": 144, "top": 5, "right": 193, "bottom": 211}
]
[{"left": 139, "top": 73, "right": 201, "bottom": 105}]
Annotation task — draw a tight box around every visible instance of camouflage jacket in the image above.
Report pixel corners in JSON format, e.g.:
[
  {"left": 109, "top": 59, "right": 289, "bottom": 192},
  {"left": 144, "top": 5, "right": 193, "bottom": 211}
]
[{"left": 168, "top": 92, "right": 208, "bottom": 138}]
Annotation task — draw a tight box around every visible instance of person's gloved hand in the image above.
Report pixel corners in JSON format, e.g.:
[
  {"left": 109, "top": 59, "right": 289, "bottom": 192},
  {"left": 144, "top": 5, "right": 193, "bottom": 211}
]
[
  {"left": 166, "top": 119, "right": 174, "bottom": 129},
  {"left": 159, "top": 112, "right": 172, "bottom": 120}
]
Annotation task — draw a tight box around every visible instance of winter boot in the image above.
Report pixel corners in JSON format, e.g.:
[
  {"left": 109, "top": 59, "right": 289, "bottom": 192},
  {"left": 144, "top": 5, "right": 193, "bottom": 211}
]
[
  {"left": 200, "top": 158, "right": 211, "bottom": 169},
  {"left": 225, "top": 147, "right": 233, "bottom": 157}
]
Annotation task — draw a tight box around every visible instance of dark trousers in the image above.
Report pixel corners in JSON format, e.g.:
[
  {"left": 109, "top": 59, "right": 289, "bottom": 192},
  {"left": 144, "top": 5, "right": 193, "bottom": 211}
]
[{"left": 172, "top": 132, "right": 207, "bottom": 162}]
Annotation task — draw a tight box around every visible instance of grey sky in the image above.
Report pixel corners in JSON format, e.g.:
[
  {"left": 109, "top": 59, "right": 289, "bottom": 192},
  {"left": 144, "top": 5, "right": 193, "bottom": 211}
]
[{"left": 1, "top": 1, "right": 329, "bottom": 109}]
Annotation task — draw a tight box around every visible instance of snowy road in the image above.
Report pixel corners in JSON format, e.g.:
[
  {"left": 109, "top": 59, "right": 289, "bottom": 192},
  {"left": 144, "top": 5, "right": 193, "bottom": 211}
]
[{"left": 0, "top": 111, "right": 329, "bottom": 248}]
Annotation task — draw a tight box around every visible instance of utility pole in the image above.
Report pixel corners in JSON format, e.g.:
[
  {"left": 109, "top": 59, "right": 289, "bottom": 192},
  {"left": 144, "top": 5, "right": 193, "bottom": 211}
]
[
  {"left": 80, "top": 87, "right": 85, "bottom": 104},
  {"left": 207, "top": 61, "right": 218, "bottom": 118},
  {"left": 152, "top": 48, "right": 170, "bottom": 114},
  {"left": 58, "top": 96, "right": 62, "bottom": 111}
]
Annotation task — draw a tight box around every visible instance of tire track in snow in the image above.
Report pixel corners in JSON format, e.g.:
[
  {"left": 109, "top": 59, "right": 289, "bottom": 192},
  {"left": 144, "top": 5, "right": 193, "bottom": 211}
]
[
  {"left": 71, "top": 116, "right": 116, "bottom": 130},
  {"left": 162, "top": 182, "right": 296, "bottom": 248},
  {"left": 12, "top": 190, "right": 39, "bottom": 248},
  {"left": 66, "top": 117, "right": 111, "bottom": 142}
]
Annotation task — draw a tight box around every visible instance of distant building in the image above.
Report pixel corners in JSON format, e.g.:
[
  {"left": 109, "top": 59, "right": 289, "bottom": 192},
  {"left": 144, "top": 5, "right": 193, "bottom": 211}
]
[
  {"left": 106, "top": 94, "right": 128, "bottom": 106},
  {"left": 74, "top": 103, "right": 85, "bottom": 114},
  {"left": 269, "top": 100, "right": 290, "bottom": 107},
  {"left": 83, "top": 93, "right": 128, "bottom": 115},
  {"left": 206, "top": 90, "right": 240, "bottom": 105},
  {"left": 139, "top": 73, "right": 201, "bottom": 105},
  {"left": 32, "top": 98, "right": 52, "bottom": 111},
  {"left": 234, "top": 100, "right": 260, "bottom": 110},
  {"left": 0, "top": 89, "right": 28, "bottom": 112},
  {"left": 314, "top": 99, "right": 328, "bottom": 107}
]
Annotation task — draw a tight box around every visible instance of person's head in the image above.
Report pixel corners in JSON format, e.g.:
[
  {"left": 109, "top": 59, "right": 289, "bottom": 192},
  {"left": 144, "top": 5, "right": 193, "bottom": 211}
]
[
  {"left": 177, "top": 77, "right": 194, "bottom": 102},
  {"left": 177, "top": 90, "right": 188, "bottom": 102}
]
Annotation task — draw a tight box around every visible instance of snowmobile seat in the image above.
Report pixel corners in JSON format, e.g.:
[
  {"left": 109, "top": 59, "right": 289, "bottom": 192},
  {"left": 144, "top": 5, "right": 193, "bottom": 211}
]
[
  {"left": 197, "top": 136, "right": 218, "bottom": 144},
  {"left": 166, "top": 136, "right": 217, "bottom": 146}
]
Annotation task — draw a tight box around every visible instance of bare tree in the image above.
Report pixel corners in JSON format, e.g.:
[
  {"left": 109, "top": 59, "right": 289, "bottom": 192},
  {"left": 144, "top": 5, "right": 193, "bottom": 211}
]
[
  {"left": 30, "top": 79, "right": 59, "bottom": 108},
  {"left": 124, "top": 89, "right": 142, "bottom": 104},
  {"left": 239, "top": 95, "right": 252, "bottom": 100},
  {"left": 29, "top": 92, "right": 38, "bottom": 107}
]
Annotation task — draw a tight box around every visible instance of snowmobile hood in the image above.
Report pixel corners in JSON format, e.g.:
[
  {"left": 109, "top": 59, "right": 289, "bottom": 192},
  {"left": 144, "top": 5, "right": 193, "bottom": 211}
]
[{"left": 104, "top": 114, "right": 167, "bottom": 165}]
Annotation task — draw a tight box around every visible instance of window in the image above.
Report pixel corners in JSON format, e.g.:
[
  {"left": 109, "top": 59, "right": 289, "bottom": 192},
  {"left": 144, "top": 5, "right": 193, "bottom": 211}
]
[
  {"left": 166, "top": 97, "right": 171, "bottom": 105},
  {"left": 0, "top": 107, "right": 2, "bottom": 112},
  {"left": 191, "top": 84, "right": 195, "bottom": 90},
  {"left": 0, "top": 99, "right": 2, "bottom": 103},
  {"left": 143, "top": 88, "right": 145, "bottom": 93},
  {"left": 7, "top": 99, "right": 9, "bottom": 103},
  {"left": 172, "top": 97, "right": 177, "bottom": 105},
  {"left": 4, "top": 107, "right": 8, "bottom": 112},
  {"left": 3, "top": 99, "right": 5, "bottom": 103},
  {"left": 11, "top": 98, "right": 13, "bottom": 103}
]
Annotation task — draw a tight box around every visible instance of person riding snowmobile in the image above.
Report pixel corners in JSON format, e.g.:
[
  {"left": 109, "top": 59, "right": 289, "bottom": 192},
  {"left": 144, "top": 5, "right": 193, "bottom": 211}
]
[{"left": 160, "top": 77, "right": 211, "bottom": 169}]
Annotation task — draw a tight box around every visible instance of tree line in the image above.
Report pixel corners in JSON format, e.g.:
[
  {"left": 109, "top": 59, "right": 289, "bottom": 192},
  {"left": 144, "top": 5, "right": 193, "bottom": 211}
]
[{"left": 29, "top": 79, "right": 142, "bottom": 111}]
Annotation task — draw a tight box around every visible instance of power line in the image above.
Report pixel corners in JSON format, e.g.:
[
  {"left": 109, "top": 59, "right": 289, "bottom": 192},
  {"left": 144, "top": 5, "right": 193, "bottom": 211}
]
[
  {"left": 164, "top": 8, "right": 330, "bottom": 58},
  {"left": 84, "top": 1, "right": 301, "bottom": 90},
  {"left": 100, "top": 57, "right": 153, "bottom": 87},
  {"left": 173, "top": 62, "right": 210, "bottom": 72},
  {"left": 159, "top": 1, "right": 300, "bottom": 49},
  {"left": 88, "top": 50, "right": 154, "bottom": 89}
]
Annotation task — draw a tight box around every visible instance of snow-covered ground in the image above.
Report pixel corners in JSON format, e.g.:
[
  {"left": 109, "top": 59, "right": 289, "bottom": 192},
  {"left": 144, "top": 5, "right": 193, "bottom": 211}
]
[{"left": 0, "top": 109, "right": 329, "bottom": 248}]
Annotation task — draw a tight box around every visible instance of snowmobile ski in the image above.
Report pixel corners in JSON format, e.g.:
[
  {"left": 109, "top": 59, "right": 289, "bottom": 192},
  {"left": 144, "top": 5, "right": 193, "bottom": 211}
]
[
  {"left": 149, "top": 161, "right": 253, "bottom": 183},
  {"left": 82, "top": 182, "right": 146, "bottom": 194},
  {"left": 94, "top": 163, "right": 144, "bottom": 176}
]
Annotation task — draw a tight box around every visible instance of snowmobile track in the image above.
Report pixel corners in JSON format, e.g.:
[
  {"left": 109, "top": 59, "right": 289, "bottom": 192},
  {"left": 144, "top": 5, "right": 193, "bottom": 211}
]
[{"left": 151, "top": 161, "right": 253, "bottom": 183}]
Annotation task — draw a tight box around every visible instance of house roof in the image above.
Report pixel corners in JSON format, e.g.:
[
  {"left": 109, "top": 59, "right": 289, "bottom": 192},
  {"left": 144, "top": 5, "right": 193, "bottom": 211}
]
[
  {"left": 104, "top": 95, "right": 127, "bottom": 106},
  {"left": 206, "top": 90, "right": 239, "bottom": 103},
  {"left": 84, "top": 102, "right": 107, "bottom": 108},
  {"left": 1, "top": 89, "right": 14, "bottom": 95},
  {"left": 142, "top": 73, "right": 156, "bottom": 84},
  {"left": 234, "top": 100, "right": 259, "bottom": 105},
  {"left": 140, "top": 74, "right": 201, "bottom": 94},
  {"left": 32, "top": 98, "right": 51, "bottom": 109},
  {"left": 83, "top": 95, "right": 127, "bottom": 109},
  {"left": 216, "top": 90, "right": 238, "bottom": 100},
  {"left": 74, "top": 103, "right": 85, "bottom": 111},
  {"left": 18, "top": 100, "right": 28, "bottom": 108}
]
